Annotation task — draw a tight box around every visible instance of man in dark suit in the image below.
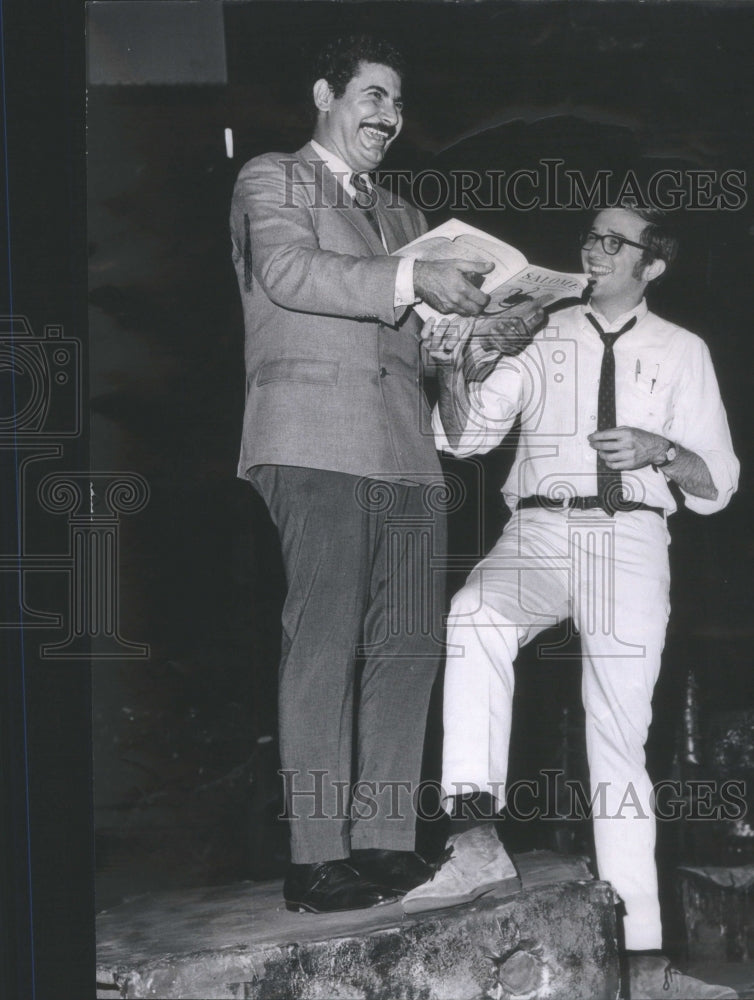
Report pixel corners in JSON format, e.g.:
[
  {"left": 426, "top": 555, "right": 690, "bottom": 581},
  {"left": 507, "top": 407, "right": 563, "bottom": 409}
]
[{"left": 230, "top": 34, "right": 493, "bottom": 913}]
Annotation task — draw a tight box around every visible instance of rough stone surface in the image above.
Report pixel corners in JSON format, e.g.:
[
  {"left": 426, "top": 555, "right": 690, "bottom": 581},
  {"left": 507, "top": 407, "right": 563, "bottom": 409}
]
[
  {"left": 96, "top": 851, "right": 619, "bottom": 999},
  {"left": 678, "top": 865, "right": 754, "bottom": 962}
]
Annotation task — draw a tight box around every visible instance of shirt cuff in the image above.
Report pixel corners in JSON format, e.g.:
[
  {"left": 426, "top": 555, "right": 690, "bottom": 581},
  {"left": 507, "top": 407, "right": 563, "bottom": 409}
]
[
  {"left": 680, "top": 449, "right": 739, "bottom": 515},
  {"left": 431, "top": 404, "right": 451, "bottom": 450},
  {"left": 394, "top": 256, "right": 417, "bottom": 308},
  {"left": 430, "top": 402, "right": 484, "bottom": 457}
]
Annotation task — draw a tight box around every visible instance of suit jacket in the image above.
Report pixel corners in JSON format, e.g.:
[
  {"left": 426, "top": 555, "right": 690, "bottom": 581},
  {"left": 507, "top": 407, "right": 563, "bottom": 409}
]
[{"left": 230, "top": 142, "right": 441, "bottom": 482}]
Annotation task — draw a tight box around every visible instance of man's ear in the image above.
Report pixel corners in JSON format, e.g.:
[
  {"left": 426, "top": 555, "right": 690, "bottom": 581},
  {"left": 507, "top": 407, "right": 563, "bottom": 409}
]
[
  {"left": 643, "top": 257, "right": 666, "bottom": 283},
  {"left": 313, "top": 78, "right": 334, "bottom": 113}
]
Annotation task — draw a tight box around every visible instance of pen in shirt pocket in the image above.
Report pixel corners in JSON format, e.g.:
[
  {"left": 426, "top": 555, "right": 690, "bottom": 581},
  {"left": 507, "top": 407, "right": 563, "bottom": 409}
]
[{"left": 635, "top": 359, "right": 641, "bottom": 382}]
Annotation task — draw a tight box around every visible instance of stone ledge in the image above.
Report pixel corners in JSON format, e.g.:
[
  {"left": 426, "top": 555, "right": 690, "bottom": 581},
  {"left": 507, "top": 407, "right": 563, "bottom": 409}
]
[{"left": 96, "top": 851, "right": 619, "bottom": 999}]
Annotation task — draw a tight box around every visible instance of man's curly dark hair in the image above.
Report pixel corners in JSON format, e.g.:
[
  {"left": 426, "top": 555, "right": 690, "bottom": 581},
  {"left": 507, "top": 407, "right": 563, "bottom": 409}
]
[
  {"left": 311, "top": 34, "right": 405, "bottom": 99},
  {"left": 604, "top": 202, "right": 678, "bottom": 285},
  {"left": 630, "top": 205, "right": 680, "bottom": 272}
]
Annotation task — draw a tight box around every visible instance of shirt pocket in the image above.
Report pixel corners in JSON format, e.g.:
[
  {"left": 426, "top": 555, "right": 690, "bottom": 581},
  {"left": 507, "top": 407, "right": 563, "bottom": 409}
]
[{"left": 618, "top": 369, "right": 673, "bottom": 433}]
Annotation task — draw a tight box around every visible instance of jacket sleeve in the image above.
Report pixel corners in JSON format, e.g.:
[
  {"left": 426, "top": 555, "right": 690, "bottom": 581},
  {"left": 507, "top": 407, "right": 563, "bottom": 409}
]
[{"left": 230, "top": 155, "right": 403, "bottom": 327}]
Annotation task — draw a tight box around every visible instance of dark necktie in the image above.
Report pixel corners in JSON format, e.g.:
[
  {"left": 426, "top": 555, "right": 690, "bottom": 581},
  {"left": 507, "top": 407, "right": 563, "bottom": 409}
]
[
  {"left": 586, "top": 312, "right": 637, "bottom": 515},
  {"left": 351, "top": 172, "right": 382, "bottom": 240}
]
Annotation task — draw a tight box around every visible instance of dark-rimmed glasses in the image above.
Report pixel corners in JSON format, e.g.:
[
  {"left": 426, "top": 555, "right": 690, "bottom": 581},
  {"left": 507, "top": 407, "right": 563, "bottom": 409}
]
[{"left": 580, "top": 231, "right": 649, "bottom": 255}]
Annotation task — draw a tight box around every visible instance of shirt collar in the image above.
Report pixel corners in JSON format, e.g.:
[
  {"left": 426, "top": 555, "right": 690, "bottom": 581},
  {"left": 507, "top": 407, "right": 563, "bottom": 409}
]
[
  {"left": 583, "top": 298, "right": 647, "bottom": 333},
  {"left": 310, "top": 140, "right": 366, "bottom": 198}
]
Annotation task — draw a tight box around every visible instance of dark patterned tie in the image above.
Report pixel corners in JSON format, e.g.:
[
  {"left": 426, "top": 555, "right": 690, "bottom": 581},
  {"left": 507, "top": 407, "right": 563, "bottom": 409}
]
[
  {"left": 586, "top": 312, "right": 637, "bottom": 515},
  {"left": 351, "top": 172, "right": 382, "bottom": 240}
]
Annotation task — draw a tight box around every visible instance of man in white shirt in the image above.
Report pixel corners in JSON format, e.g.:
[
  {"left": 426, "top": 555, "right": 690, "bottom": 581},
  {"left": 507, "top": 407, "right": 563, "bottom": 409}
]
[
  {"left": 405, "top": 206, "right": 739, "bottom": 999},
  {"left": 230, "top": 34, "right": 500, "bottom": 914}
]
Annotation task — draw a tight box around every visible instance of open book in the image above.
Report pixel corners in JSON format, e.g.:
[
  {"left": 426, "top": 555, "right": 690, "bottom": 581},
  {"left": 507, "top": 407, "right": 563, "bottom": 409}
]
[{"left": 395, "top": 218, "right": 588, "bottom": 323}]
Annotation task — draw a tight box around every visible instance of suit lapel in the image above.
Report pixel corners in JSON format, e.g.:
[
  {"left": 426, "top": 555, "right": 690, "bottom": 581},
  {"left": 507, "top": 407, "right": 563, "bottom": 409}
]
[
  {"left": 347, "top": 197, "right": 386, "bottom": 254},
  {"left": 296, "top": 143, "right": 386, "bottom": 255},
  {"left": 298, "top": 144, "right": 391, "bottom": 255},
  {"left": 373, "top": 186, "right": 407, "bottom": 254}
]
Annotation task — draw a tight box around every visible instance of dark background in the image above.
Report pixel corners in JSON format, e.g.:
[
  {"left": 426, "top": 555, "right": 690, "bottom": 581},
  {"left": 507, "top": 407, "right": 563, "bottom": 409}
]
[{"left": 4, "top": 2, "right": 754, "bottom": 997}]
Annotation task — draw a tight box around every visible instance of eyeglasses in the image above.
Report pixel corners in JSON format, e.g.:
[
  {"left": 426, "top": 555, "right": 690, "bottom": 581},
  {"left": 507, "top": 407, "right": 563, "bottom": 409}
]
[{"left": 580, "top": 231, "right": 649, "bottom": 255}]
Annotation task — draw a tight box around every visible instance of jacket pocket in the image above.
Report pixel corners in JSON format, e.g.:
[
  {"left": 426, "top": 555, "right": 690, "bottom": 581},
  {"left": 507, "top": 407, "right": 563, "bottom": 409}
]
[{"left": 256, "top": 358, "right": 340, "bottom": 387}]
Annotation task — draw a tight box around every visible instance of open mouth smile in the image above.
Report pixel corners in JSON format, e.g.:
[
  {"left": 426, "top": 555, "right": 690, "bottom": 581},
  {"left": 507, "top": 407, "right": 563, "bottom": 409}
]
[
  {"left": 360, "top": 124, "right": 394, "bottom": 143},
  {"left": 586, "top": 263, "right": 612, "bottom": 278}
]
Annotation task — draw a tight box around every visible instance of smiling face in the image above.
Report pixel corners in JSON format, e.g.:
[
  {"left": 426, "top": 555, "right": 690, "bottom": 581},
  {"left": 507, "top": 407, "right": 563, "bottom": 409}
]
[
  {"left": 582, "top": 208, "right": 666, "bottom": 320},
  {"left": 313, "top": 61, "right": 403, "bottom": 173}
]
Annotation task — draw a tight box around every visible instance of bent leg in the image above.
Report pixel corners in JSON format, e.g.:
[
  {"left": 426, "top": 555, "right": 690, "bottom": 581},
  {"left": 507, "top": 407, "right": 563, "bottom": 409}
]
[{"left": 442, "top": 510, "right": 571, "bottom": 810}]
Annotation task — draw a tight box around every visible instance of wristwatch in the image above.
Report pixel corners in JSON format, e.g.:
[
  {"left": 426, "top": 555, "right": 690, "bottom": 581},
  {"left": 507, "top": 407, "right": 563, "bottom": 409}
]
[{"left": 653, "top": 441, "right": 678, "bottom": 469}]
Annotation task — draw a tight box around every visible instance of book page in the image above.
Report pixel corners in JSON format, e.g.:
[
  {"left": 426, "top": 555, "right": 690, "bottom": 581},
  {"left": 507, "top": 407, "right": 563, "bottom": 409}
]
[
  {"left": 395, "top": 219, "right": 528, "bottom": 320},
  {"left": 396, "top": 219, "right": 586, "bottom": 322},
  {"left": 484, "top": 266, "right": 588, "bottom": 319}
]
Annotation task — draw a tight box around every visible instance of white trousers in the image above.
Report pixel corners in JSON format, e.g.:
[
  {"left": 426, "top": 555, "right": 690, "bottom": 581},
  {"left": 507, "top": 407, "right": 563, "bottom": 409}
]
[{"left": 442, "top": 507, "right": 671, "bottom": 951}]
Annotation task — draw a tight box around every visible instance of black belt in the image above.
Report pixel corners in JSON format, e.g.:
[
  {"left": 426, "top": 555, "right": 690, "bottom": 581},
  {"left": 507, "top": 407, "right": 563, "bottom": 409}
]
[{"left": 516, "top": 495, "right": 664, "bottom": 518}]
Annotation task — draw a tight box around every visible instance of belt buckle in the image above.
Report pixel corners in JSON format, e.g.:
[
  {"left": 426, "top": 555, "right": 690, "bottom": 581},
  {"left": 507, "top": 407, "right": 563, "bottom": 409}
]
[
  {"left": 568, "top": 496, "right": 607, "bottom": 516},
  {"left": 551, "top": 496, "right": 574, "bottom": 513}
]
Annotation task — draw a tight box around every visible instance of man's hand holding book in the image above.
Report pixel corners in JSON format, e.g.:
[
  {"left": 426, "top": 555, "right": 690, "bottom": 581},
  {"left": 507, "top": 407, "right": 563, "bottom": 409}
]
[{"left": 421, "top": 305, "right": 545, "bottom": 383}]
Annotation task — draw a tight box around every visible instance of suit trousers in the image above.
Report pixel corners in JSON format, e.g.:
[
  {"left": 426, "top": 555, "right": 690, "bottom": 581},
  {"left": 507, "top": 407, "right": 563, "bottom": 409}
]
[
  {"left": 442, "top": 506, "right": 671, "bottom": 951},
  {"left": 249, "top": 465, "right": 446, "bottom": 864}
]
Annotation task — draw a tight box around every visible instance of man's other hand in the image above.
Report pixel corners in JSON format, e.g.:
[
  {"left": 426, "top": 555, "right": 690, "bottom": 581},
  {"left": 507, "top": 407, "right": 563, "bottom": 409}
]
[
  {"left": 461, "top": 309, "right": 544, "bottom": 382},
  {"left": 420, "top": 316, "right": 473, "bottom": 365},
  {"left": 414, "top": 259, "right": 493, "bottom": 316},
  {"left": 588, "top": 427, "right": 670, "bottom": 470},
  {"left": 469, "top": 308, "right": 545, "bottom": 357}
]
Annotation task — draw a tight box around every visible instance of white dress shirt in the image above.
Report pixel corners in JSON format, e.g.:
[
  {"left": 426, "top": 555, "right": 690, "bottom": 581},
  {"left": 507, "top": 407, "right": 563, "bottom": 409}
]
[
  {"left": 310, "top": 140, "right": 416, "bottom": 308},
  {"left": 432, "top": 300, "right": 739, "bottom": 516}
]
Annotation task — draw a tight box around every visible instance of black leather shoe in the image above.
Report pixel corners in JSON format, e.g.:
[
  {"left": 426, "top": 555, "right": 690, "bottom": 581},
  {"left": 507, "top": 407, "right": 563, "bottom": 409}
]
[
  {"left": 283, "top": 860, "right": 398, "bottom": 913},
  {"left": 350, "top": 849, "right": 435, "bottom": 895}
]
